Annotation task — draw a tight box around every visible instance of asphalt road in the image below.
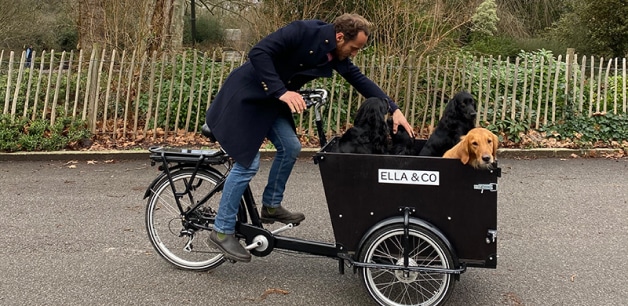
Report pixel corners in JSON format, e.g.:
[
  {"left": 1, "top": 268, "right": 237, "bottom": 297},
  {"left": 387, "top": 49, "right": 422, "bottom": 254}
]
[{"left": 0, "top": 156, "right": 627, "bottom": 305}]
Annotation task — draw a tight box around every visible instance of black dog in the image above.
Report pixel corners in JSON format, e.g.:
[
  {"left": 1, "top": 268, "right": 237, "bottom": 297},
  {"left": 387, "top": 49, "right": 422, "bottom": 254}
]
[
  {"left": 388, "top": 118, "right": 422, "bottom": 155},
  {"left": 418, "top": 91, "right": 477, "bottom": 157},
  {"left": 337, "top": 97, "right": 390, "bottom": 154}
]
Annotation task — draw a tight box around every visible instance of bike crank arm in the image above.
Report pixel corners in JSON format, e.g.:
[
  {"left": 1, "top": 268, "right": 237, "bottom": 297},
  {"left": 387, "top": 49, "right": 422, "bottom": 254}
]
[{"left": 243, "top": 223, "right": 294, "bottom": 251}]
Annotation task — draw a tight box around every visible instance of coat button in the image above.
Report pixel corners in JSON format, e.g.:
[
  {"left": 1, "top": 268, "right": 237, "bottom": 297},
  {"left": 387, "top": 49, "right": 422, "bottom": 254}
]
[
  {"left": 299, "top": 64, "right": 303, "bottom": 67},
  {"left": 325, "top": 39, "right": 329, "bottom": 43},
  {"left": 309, "top": 50, "right": 313, "bottom": 54}
]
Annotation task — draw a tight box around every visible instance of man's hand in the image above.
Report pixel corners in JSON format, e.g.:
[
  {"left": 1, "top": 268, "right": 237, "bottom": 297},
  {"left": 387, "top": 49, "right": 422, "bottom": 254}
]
[
  {"left": 390, "top": 109, "right": 414, "bottom": 137},
  {"left": 279, "top": 91, "right": 307, "bottom": 114}
]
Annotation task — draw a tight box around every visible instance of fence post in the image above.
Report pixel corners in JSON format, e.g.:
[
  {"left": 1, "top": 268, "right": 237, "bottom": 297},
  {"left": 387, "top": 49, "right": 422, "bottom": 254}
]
[
  {"left": 24, "top": 51, "right": 36, "bottom": 117},
  {"left": 144, "top": 51, "right": 157, "bottom": 138},
  {"left": 11, "top": 51, "right": 27, "bottom": 120},
  {"left": 510, "top": 57, "right": 520, "bottom": 121},
  {"left": 103, "top": 49, "right": 117, "bottom": 133},
  {"left": 93, "top": 49, "right": 107, "bottom": 133},
  {"left": 87, "top": 44, "right": 101, "bottom": 132},
  {"left": 404, "top": 50, "right": 415, "bottom": 117},
  {"left": 153, "top": 52, "right": 167, "bottom": 138},
  {"left": 3, "top": 51, "right": 14, "bottom": 115},
  {"left": 73, "top": 49, "right": 84, "bottom": 119},
  {"left": 63, "top": 50, "right": 74, "bottom": 115},
  {"left": 174, "top": 50, "right": 188, "bottom": 134},
  {"left": 621, "top": 57, "right": 626, "bottom": 113},
  {"left": 565, "top": 48, "right": 575, "bottom": 115},
  {"left": 132, "top": 52, "right": 147, "bottom": 138},
  {"left": 410, "top": 55, "right": 423, "bottom": 128},
  {"left": 50, "top": 51, "right": 67, "bottom": 125},
  {"left": 483, "top": 56, "right": 493, "bottom": 123}
]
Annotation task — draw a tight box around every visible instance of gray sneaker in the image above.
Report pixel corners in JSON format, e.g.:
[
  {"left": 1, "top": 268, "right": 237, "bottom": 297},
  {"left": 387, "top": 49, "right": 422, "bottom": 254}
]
[
  {"left": 208, "top": 231, "right": 251, "bottom": 262},
  {"left": 260, "top": 206, "right": 305, "bottom": 224}
]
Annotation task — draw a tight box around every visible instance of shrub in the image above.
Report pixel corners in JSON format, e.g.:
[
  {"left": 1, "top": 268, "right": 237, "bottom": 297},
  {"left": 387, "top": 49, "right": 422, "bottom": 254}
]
[
  {"left": 541, "top": 112, "right": 628, "bottom": 145},
  {"left": 0, "top": 115, "right": 91, "bottom": 152}
]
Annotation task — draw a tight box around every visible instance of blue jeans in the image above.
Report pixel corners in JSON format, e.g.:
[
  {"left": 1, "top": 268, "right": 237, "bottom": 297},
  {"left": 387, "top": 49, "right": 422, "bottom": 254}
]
[{"left": 213, "top": 117, "right": 301, "bottom": 234}]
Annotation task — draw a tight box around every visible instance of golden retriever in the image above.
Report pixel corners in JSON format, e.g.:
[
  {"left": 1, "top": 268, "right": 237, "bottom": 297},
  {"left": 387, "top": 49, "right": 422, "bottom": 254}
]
[{"left": 443, "top": 127, "right": 498, "bottom": 169}]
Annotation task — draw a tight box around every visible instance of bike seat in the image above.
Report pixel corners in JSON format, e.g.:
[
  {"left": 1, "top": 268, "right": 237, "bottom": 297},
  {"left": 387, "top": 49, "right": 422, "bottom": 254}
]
[{"left": 201, "top": 124, "right": 217, "bottom": 143}]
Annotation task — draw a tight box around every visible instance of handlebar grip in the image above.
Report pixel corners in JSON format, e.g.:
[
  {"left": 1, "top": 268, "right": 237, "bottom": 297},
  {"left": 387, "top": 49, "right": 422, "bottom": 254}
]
[
  {"left": 298, "top": 89, "right": 327, "bottom": 109},
  {"left": 304, "top": 97, "right": 317, "bottom": 108}
]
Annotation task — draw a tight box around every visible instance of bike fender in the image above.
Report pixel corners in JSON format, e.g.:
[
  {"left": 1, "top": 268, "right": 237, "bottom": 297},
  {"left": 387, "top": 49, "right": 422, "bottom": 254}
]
[
  {"left": 144, "top": 171, "right": 168, "bottom": 199},
  {"left": 357, "top": 216, "right": 460, "bottom": 269},
  {"left": 143, "top": 165, "right": 225, "bottom": 199}
]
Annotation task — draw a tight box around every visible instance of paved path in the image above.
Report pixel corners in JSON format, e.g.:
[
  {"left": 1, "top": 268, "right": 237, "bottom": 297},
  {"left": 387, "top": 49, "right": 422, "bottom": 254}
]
[{"left": 0, "top": 156, "right": 627, "bottom": 305}]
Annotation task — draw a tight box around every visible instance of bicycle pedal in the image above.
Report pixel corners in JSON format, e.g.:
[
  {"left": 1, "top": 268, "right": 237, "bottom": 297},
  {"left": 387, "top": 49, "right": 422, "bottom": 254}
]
[{"left": 261, "top": 219, "right": 301, "bottom": 227}]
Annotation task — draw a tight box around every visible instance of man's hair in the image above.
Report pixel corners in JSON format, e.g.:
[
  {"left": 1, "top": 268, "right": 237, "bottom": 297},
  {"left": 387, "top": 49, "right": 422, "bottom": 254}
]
[{"left": 333, "top": 13, "right": 371, "bottom": 41}]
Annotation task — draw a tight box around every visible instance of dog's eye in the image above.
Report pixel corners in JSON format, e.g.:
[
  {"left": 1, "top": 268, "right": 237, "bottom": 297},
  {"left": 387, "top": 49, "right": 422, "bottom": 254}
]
[
  {"left": 472, "top": 141, "right": 478, "bottom": 146},
  {"left": 487, "top": 139, "right": 492, "bottom": 143}
]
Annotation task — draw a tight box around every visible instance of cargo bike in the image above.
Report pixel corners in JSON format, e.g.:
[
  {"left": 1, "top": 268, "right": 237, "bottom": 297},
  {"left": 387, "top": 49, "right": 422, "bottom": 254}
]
[{"left": 143, "top": 89, "right": 500, "bottom": 306}]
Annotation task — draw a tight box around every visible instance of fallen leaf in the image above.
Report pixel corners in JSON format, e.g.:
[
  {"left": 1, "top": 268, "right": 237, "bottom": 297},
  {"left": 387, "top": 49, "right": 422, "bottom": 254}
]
[
  {"left": 68, "top": 165, "right": 77, "bottom": 169},
  {"left": 259, "top": 288, "right": 289, "bottom": 301},
  {"left": 502, "top": 292, "right": 524, "bottom": 306},
  {"left": 87, "top": 160, "right": 97, "bottom": 165}
]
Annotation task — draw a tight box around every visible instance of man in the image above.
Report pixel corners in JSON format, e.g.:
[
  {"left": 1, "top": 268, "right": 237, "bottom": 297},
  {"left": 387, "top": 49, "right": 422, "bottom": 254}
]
[
  {"left": 25, "top": 45, "right": 33, "bottom": 68},
  {"left": 205, "top": 13, "right": 413, "bottom": 262}
]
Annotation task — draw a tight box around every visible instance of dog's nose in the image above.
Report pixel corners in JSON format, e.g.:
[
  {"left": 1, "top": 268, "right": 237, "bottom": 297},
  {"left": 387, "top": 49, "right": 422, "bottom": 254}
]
[{"left": 482, "top": 155, "right": 492, "bottom": 163}]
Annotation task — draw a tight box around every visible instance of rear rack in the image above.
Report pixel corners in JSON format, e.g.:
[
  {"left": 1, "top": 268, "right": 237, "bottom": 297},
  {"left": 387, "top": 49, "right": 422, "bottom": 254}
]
[{"left": 148, "top": 146, "right": 229, "bottom": 165}]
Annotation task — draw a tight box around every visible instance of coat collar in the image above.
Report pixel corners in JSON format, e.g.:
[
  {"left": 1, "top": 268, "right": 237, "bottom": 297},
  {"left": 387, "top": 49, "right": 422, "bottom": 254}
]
[{"left": 319, "top": 23, "right": 337, "bottom": 54}]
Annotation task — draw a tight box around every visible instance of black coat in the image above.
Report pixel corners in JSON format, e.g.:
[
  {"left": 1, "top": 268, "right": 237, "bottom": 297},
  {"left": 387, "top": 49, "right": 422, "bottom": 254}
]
[{"left": 206, "top": 20, "right": 398, "bottom": 167}]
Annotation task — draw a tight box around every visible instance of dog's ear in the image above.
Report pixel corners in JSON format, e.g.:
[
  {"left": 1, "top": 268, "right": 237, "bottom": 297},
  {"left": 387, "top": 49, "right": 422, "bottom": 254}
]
[
  {"left": 491, "top": 132, "right": 499, "bottom": 158},
  {"left": 459, "top": 135, "right": 470, "bottom": 164}
]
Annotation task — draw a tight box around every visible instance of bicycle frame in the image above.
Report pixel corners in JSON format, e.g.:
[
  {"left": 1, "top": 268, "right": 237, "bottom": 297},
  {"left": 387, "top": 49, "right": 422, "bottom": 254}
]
[{"left": 145, "top": 88, "right": 340, "bottom": 253}]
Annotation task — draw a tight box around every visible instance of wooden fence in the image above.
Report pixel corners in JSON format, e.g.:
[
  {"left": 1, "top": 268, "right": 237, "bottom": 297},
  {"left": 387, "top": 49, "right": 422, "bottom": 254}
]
[{"left": 1, "top": 47, "right": 627, "bottom": 142}]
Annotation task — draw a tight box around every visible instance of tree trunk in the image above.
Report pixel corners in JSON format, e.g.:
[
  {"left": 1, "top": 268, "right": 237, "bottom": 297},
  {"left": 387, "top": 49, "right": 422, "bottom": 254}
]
[
  {"left": 170, "top": 0, "right": 185, "bottom": 50},
  {"left": 77, "top": 0, "right": 106, "bottom": 51},
  {"left": 139, "top": 0, "right": 185, "bottom": 53}
]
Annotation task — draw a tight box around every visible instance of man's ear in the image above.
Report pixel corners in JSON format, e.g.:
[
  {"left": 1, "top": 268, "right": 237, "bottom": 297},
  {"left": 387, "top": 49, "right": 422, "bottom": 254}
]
[{"left": 336, "top": 32, "right": 344, "bottom": 42}]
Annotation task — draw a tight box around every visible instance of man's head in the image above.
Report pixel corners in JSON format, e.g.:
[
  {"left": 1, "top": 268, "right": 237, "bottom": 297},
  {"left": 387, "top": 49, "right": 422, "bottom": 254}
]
[{"left": 333, "top": 13, "right": 371, "bottom": 60}]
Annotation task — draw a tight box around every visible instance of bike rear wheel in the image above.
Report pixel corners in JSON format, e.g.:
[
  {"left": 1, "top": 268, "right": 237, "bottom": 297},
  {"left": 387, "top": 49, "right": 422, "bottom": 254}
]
[{"left": 145, "top": 168, "right": 226, "bottom": 271}]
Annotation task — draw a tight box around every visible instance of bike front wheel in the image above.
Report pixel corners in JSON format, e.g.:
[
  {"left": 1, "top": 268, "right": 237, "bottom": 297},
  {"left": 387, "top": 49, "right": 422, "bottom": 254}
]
[
  {"left": 359, "top": 223, "right": 456, "bottom": 306},
  {"left": 146, "top": 168, "right": 225, "bottom": 271}
]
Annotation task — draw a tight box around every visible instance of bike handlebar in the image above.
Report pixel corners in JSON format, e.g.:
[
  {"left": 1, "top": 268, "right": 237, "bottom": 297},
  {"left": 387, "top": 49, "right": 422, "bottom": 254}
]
[
  {"left": 298, "top": 89, "right": 328, "bottom": 147},
  {"left": 299, "top": 89, "right": 328, "bottom": 108}
]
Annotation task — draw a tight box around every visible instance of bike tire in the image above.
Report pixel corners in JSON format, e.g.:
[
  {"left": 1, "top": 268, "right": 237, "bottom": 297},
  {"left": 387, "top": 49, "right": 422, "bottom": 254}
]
[
  {"left": 358, "top": 223, "right": 456, "bottom": 306},
  {"left": 145, "top": 168, "right": 226, "bottom": 271}
]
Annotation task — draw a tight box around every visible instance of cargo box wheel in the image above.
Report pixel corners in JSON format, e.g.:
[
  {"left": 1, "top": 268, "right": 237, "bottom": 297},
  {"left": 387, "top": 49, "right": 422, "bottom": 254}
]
[{"left": 358, "top": 223, "right": 455, "bottom": 306}]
